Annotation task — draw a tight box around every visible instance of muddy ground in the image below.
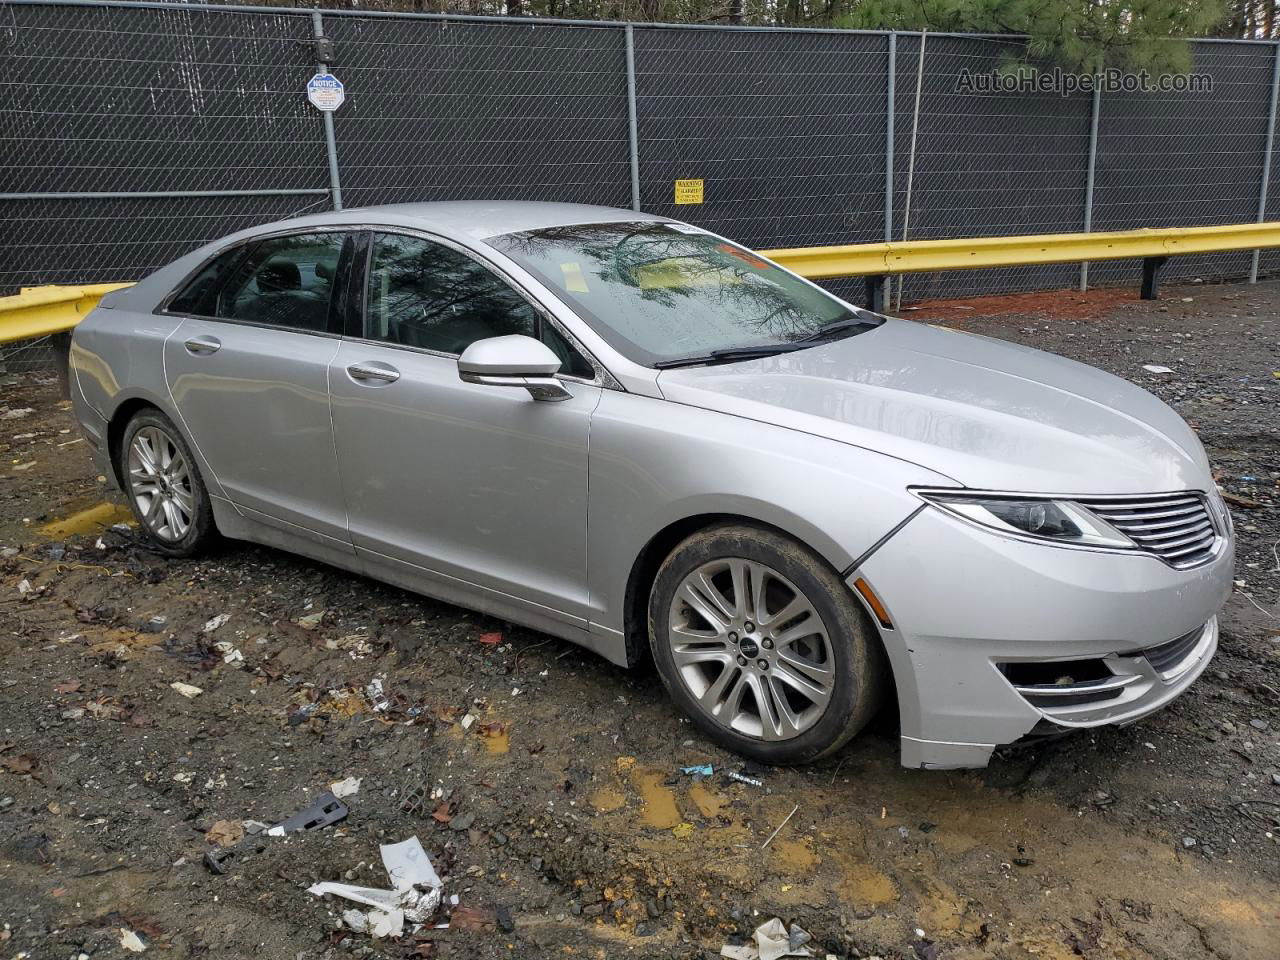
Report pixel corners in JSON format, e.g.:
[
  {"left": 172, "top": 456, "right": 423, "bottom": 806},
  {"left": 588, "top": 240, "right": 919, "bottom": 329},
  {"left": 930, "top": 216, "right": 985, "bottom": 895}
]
[{"left": 0, "top": 279, "right": 1277, "bottom": 960}]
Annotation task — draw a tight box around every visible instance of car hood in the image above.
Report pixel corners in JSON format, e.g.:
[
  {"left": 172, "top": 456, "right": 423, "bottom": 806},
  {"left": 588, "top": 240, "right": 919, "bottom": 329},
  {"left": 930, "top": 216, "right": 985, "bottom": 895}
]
[{"left": 655, "top": 318, "right": 1211, "bottom": 495}]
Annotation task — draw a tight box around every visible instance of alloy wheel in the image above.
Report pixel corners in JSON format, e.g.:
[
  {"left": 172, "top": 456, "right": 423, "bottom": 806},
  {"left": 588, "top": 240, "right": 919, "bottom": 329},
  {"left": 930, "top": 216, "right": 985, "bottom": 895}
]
[
  {"left": 666, "top": 557, "right": 835, "bottom": 740},
  {"left": 126, "top": 425, "right": 194, "bottom": 541}
]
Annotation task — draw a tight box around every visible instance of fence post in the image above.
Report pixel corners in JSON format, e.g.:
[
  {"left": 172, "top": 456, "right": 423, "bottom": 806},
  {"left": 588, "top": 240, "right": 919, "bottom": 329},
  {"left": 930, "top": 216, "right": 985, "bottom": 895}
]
[
  {"left": 1251, "top": 43, "right": 1280, "bottom": 283},
  {"left": 625, "top": 24, "right": 642, "bottom": 212},
  {"left": 1079, "top": 82, "right": 1101, "bottom": 292},
  {"left": 895, "top": 30, "right": 926, "bottom": 310},
  {"left": 312, "top": 10, "right": 344, "bottom": 211},
  {"left": 885, "top": 32, "right": 895, "bottom": 242}
]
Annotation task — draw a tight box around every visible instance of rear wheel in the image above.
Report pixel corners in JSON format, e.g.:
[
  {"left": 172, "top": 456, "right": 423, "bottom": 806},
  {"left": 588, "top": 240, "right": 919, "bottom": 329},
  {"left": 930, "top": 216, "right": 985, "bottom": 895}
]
[
  {"left": 648, "top": 523, "right": 885, "bottom": 765},
  {"left": 119, "top": 410, "right": 216, "bottom": 557}
]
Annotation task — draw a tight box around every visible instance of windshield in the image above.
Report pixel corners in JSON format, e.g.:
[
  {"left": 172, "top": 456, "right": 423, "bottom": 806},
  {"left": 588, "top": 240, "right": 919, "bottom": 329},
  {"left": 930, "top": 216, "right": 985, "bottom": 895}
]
[{"left": 487, "top": 221, "right": 877, "bottom": 367}]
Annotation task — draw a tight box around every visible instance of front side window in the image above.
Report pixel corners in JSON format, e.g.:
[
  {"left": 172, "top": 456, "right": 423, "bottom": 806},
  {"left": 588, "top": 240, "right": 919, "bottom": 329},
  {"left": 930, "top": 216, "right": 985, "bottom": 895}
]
[
  {"left": 215, "top": 232, "right": 346, "bottom": 332},
  {"left": 488, "top": 222, "right": 875, "bottom": 367},
  {"left": 366, "top": 233, "right": 537, "bottom": 355}
]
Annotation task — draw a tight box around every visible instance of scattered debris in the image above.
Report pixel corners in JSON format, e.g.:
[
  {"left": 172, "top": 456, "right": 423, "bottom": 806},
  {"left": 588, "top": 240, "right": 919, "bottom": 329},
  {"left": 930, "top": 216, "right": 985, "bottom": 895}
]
[
  {"left": 727, "top": 771, "right": 763, "bottom": 787},
  {"left": 721, "top": 918, "right": 813, "bottom": 960},
  {"left": 681, "top": 764, "right": 714, "bottom": 777},
  {"left": 1142, "top": 364, "right": 1174, "bottom": 374},
  {"left": 266, "top": 791, "right": 349, "bottom": 836},
  {"left": 212, "top": 640, "right": 243, "bottom": 665},
  {"left": 366, "top": 677, "right": 390, "bottom": 712},
  {"left": 202, "top": 614, "right": 230, "bottom": 633},
  {"left": 308, "top": 836, "right": 443, "bottom": 939},
  {"left": 118, "top": 928, "right": 147, "bottom": 953},
  {"left": 206, "top": 820, "right": 245, "bottom": 848},
  {"left": 477, "top": 631, "right": 503, "bottom": 645},
  {"left": 169, "top": 682, "right": 203, "bottom": 699},
  {"left": 330, "top": 776, "right": 362, "bottom": 799},
  {"left": 449, "top": 904, "right": 498, "bottom": 932},
  {"left": 296, "top": 610, "right": 325, "bottom": 630},
  {"left": 762, "top": 804, "right": 799, "bottom": 849}
]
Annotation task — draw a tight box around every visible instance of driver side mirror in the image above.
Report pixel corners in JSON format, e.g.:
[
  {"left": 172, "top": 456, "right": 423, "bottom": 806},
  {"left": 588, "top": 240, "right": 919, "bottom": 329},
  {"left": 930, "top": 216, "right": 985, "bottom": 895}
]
[{"left": 457, "top": 335, "right": 572, "bottom": 402}]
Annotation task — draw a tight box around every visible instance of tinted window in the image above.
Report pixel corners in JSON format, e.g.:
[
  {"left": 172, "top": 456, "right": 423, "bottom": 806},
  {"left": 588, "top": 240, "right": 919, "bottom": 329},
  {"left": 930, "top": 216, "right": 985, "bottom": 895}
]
[
  {"left": 366, "top": 233, "right": 536, "bottom": 355},
  {"left": 215, "top": 232, "right": 346, "bottom": 332},
  {"left": 541, "top": 322, "right": 595, "bottom": 380},
  {"left": 167, "top": 245, "right": 246, "bottom": 316}
]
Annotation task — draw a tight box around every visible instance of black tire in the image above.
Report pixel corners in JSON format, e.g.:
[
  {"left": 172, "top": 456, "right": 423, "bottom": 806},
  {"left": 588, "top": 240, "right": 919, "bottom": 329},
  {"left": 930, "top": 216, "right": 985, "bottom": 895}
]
[
  {"left": 648, "top": 523, "right": 885, "bottom": 765},
  {"left": 117, "top": 409, "right": 217, "bottom": 557}
]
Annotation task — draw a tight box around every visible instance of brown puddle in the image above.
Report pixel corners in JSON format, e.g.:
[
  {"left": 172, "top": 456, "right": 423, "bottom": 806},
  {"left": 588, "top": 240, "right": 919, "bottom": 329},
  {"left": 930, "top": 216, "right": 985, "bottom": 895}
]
[
  {"left": 632, "top": 770, "right": 681, "bottom": 829},
  {"left": 40, "top": 501, "right": 133, "bottom": 540},
  {"left": 688, "top": 782, "right": 726, "bottom": 819},
  {"left": 480, "top": 726, "right": 510, "bottom": 754},
  {"left": 590, "top": 787, "right": 627, "bottom": 813}
]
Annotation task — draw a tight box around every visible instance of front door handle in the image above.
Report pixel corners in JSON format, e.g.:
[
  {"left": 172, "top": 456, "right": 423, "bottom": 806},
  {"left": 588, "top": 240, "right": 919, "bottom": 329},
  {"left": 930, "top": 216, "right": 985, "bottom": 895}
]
[
  {"left": 347, "top": 362, "right": 400, "bottom": 384},
  {"left": 184, "top": 335, "right": 221, "bottom": 355}
]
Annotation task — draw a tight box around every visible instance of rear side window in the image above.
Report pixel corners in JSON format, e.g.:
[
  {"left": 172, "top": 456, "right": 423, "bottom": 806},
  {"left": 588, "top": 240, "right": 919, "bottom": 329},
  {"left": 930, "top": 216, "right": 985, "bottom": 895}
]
[
  {"left": 215, "top": 232, "right": 347, "bottom": 333},
  {"left": 167, "top": 245, "right": 245, "bottom": 316}
]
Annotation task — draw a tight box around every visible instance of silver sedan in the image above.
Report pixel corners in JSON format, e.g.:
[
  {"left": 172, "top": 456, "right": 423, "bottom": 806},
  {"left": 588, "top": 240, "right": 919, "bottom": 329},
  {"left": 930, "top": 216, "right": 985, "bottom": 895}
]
[{"left": 69, "top": 202, "right": 1234, "bottom": 769}]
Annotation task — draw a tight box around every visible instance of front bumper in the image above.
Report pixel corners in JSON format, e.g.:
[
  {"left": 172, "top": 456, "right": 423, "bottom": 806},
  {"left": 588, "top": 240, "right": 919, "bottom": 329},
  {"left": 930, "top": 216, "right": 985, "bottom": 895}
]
[{"left": 854, "top": 505, "right": 1234, "bottom": 769}]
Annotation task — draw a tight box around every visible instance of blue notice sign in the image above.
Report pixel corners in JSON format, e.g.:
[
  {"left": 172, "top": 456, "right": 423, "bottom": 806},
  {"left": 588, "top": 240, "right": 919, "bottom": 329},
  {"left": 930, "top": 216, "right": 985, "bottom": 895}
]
[{"left": 307, "top": 72, "right": 344, "bottom": 112}]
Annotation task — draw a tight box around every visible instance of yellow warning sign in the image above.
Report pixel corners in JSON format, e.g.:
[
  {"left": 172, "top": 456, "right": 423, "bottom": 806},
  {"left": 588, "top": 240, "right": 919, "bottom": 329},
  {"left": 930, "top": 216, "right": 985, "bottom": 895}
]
[{"left": 674, "top": 179, "right": 704, "bottom": 204}]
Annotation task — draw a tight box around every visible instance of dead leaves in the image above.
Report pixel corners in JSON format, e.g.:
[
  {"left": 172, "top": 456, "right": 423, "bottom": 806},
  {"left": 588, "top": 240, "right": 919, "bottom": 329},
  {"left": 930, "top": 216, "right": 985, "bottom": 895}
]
[
  {"left": 83, "top": 697, "right": 130, "bottom": 722},
  {"left": 205, "top": 820, "right": 245, "bottom": 848},
  {"left": 2, "top": 753, "right": 39, "bottom": 777}
]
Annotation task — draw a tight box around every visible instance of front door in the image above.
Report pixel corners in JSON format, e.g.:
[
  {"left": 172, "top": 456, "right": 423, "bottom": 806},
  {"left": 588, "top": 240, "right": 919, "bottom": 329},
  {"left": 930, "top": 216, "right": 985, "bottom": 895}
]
[
  {"left": 163, "top": 230, "right": 353, "bottom": 548},
  {"left": 328, "top": 230, "right": 599, "bottom": 622}
]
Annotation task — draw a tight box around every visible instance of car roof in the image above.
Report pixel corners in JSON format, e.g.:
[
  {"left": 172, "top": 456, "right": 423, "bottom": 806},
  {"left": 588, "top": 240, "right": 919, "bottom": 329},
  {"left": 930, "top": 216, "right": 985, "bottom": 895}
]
[{"left": 267, "top": 200, "right": 670, "bottom": 241}]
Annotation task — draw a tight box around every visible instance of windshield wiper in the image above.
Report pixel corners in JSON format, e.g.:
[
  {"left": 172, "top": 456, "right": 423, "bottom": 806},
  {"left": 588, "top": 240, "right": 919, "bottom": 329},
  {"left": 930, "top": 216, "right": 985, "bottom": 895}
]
[
  {"left": 794, "top": 314, "right": 886, "bottom": 343},
  {"left": 653, "top": 344, "right": 801, "bottom": 369}
]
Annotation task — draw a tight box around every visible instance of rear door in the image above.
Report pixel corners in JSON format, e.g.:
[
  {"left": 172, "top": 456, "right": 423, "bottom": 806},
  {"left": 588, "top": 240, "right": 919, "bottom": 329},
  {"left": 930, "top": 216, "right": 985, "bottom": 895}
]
[
  {"left": 162, "top": 229, "right": 355, "bottom": 549},
  {"left": 328, "top": 230, "right": 600, "bottom": 622}
]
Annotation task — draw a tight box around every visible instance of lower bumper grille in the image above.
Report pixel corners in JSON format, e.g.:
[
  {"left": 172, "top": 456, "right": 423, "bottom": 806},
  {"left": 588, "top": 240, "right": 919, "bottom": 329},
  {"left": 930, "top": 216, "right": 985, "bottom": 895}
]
[
  {"left": 1143, "top": 624, "right": 1207, "bottom": 678},
  {"left": 1000, "top": 620, "right": 1214, "bottom": 724}
]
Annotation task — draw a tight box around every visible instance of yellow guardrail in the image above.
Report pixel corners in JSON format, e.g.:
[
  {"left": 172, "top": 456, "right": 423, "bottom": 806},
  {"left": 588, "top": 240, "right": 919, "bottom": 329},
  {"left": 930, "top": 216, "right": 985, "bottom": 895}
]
[
  {"left": 760, "top": 221, "right": 1280, "bottom": 280},
  {"left": 0, "top": 283, "right": 132, "bottom": 345},
  {"left": 4, "top": 221, "right": 1280, "bottom": 347}
]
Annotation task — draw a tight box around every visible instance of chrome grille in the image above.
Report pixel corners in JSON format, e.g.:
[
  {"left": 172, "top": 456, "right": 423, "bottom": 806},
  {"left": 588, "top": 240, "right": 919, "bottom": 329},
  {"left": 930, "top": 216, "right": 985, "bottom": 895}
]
[{"left": 1078, "top": 493, "right": 1219, "bottom": 569}]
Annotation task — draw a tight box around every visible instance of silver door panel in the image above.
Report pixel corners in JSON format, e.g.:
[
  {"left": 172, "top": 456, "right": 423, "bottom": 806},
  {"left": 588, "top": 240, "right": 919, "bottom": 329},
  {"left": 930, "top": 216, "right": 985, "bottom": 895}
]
[
  {"left": 329, "top": 340, "right": 599, "bottom": 622},
  {"left": 163, "top": 319, "right": 352, "bottom": 548}
]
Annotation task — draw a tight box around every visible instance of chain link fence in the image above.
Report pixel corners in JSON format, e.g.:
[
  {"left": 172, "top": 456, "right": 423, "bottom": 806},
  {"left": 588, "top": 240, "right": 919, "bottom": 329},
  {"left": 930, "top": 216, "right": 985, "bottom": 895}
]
[{"left": 4, "top": 0, "right": 1280, "bottom": 319}]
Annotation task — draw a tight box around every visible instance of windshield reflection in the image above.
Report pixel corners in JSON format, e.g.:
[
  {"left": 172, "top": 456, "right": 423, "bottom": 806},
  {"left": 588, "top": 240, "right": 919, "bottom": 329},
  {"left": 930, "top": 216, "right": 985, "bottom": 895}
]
[{"left": 490, "top": 222, "right": 872, "bottom": 366}]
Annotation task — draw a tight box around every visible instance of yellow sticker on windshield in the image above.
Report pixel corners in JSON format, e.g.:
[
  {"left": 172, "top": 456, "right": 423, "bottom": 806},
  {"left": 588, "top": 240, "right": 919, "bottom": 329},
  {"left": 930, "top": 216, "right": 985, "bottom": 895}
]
[
  {"left": 674, "top": 179, "right": 704, "bottom": 204},
  {"left": 559, "top": 261, "right": 589, "bottom": 293}
]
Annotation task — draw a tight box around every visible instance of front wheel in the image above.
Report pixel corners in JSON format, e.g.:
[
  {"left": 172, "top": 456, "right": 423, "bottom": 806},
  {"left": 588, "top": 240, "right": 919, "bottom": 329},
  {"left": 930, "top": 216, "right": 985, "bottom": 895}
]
[
  {"left": 648, "top": 523, "right": 885, "bottom": 765},
  {"left": 119, "top": 409, "right": 216, "bottom": 557}
]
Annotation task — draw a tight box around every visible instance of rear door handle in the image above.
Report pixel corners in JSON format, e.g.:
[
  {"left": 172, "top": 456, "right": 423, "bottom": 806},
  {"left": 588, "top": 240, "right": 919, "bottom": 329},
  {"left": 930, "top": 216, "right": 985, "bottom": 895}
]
[
  {"left": 347, "top": 362, "right": 400, "bottom": 384},
  {"left": 184, "top": 335, "right": 221, "bottom": 355}
]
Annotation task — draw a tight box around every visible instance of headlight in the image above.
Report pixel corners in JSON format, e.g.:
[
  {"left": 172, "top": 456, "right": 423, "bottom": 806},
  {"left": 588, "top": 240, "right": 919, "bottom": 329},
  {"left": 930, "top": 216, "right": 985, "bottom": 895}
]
[{"left": 919, "top": 491, "right": 1133, "bottom": 549}]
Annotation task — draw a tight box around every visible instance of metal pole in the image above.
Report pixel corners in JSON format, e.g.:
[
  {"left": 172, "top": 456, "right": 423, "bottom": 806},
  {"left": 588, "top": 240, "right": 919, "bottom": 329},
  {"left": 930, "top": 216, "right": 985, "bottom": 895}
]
[
  {"left": 313, "top": 10, "right": 344, "bottom": 211},
  {"left": 1080, "top": 81, "right": 1101, "bottom": 292},
  {"left": 896, "top": 30, "right": 926, "bottom": 311},
  {"left": 885, "top": 32, "right": 895, "bottom": 242},
  {"left": 625, "top": 24, "right": 642, "bottom": 212},
  {"left": 1252, "top": 43, "right": 1280, "bottom": 283},
  {"left": 0, "top": 189, "right": 328, "bottom": 201}
]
